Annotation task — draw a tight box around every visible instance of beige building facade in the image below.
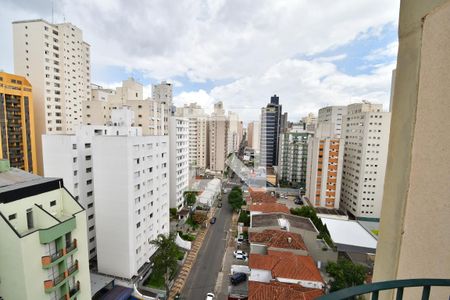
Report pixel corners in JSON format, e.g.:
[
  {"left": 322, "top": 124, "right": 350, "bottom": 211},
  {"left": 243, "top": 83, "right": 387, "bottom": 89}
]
[
  {"left": 373, "top": 1, "right": 450, "bottom": 299},
  {"left": 13, "top": 19, "right": 91, "bottom": 174}
]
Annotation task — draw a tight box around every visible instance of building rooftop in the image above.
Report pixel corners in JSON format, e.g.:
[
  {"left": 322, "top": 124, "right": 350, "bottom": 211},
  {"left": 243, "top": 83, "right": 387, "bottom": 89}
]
[
  {"left": 251, "top": 213, "right": 318, "bottom": 233},
  {"left": 249, "top": 229, "right": 308, "bottom": 251},
  {"left": 321, "top": 217, "right": 377, "bottom": 253},
  {"left": 248, "top": 281, "right": 323, "bottom": 300},
  {"left": 249, "top": 190, "right": 277, "bottom": 203},
  {"left": 249, "top": 203, "right": 290, "bottom": 214},
  {"left": 249, "top": 251, "right": 323, "bottom": 283},
  {"left": 0, "top": 166, "right": 61, "bottom": 204}
]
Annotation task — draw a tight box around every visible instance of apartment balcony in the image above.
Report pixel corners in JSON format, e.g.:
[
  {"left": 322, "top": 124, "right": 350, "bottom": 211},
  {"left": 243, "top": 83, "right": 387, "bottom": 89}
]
[
  {"left": 317, "top": 278, "right": 450, "bottom": 300},
  {"left": 43, "top": 260, "right": 79, "bottom": 294},
  {"left": 69, "top": 281, "right": 81, "bottom": 299},
  {"left": 41, "top": 239, "right": 78, "bottom": 268}
]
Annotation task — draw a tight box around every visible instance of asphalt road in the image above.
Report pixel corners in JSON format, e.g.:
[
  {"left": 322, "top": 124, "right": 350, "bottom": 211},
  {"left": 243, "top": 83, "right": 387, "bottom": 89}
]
[{"left": 181, "top": 190, "right": 233, "bottom": 300}]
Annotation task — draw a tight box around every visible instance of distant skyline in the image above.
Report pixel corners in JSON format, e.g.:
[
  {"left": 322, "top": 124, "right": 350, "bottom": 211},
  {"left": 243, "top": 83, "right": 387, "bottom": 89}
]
[{"left": 0, "top": 0, "right": 400, "bottom": 123}]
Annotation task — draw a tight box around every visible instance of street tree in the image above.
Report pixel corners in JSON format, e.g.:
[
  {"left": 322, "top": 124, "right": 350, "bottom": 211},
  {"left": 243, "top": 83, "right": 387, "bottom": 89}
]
[
  {"left": 228, "top": 187, "right": 245, "bottom": 211},
  {"left": 184, "top": 192, "right": 197, "bottom": 207},
  {"left": 326, "top": 259, "right": 368, "bottom": 293},
  {"left": 149, "top": 233, "right": 179, "bottom": 297}
]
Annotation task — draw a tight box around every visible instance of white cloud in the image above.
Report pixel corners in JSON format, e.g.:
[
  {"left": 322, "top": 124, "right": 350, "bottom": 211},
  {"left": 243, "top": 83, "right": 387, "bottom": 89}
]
[
  {"left": 365, "top": 41, "right": 399, "bottom": 61},
  {"left": 0, "top": 0, "right": 399, "bottom": 82},
  {"left": 175, "top": 57, "right": 396, "bottom": 124}
]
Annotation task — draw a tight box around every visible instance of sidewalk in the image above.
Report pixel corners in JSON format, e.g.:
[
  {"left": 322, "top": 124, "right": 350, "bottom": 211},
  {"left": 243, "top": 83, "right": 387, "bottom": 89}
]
[
  {"left": 168, "top": 207, "right": 217, "bottom": 300},
  {"left": 214, "top": 211, "right": 239, "bottom": 299}
]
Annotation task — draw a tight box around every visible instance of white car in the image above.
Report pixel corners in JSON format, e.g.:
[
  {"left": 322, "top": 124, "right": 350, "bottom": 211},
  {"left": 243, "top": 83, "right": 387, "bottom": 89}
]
[
  {"left": 235, "top": 254, "right": 248, "bottom": 261},
  {"left": 233, "top": 250, "right": 248, "bottom": 257},
  {"left": 206, "top": 292, "right": 215, "bottom": 300}
]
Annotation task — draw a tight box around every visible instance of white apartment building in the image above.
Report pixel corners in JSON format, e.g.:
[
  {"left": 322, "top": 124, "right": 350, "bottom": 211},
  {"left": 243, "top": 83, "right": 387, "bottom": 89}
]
[
  {"left": 175, "top": 103, "right": 209, "bottom": 170},
  {"left": 169, "top": 116, "right": 189, "bottom": 210},
  {"left": 43, "top": 109, "right": 170, "bottom": 279},
  {"left": 209, "top": 101, "right": 229, "bottom": 172},
  {"left": 13, "top": 19, "right": 90, "bottom": 173},
  {"left": 93, "top": 132, "right": 169, "bottom": 279},
  {"left": 317, "top": 106, "right": 347, "bottom": 137},
  {"left": 340, "top": 102, "right": 391, "bottom": 221},
  {"left": 306, "top": 109, "right": 346, "bottom": 209},
  {"left": 42, "top": 109, "right": 141, "bottom": 260}
]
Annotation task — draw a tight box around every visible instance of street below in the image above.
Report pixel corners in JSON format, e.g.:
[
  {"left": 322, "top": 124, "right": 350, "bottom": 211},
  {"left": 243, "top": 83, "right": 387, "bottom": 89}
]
[{"left": 181, "top": 188, "right": 233, "bottom": 300}]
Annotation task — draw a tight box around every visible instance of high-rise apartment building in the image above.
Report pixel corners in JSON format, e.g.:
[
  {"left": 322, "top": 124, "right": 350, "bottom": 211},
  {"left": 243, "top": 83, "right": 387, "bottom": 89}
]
[
  {"left": 278, "top": 124, "right": 313, "bottom": 192},
  {"left": 175, "top": 103, "right": 209, "bottom": 170},
  {"left": 42, "top": 109, "right": 141, "bottom": 260},
  {"left": 340, "top": 102, "right": 391, "bottom": 221},
  {"left": 93, "top": 131, "right": 169, "bottom": 279},
  {"left": 306, "top": 135, "right": 344, "bottom": 209},
  {"left": 169, "top": 116, "right": 189, "bottom": 210},
  {"left": 260, "top": 95, "right": 282, "bottom": 168},
  {"left": 0, "top": 72, "right": 37, "bottom": 173},
  {"left": 306, "top": 107, "right": 346, "bottom": 209},
  {"left": 13, "top": 19, "right": 91, "bottom": 174},
  {"left": 0, "top": 160, "right": 91, "bottom": 300},
  {"left": 317, "top": 106, "right": 347, "bottom": 137},
  {"left": 152, "top": 81, "right": 173, "bottom": 135},
  {"left": 209, "top": 101, "right": 229, "bottom": 172},
  {"left": 43, "top": 108, "right": 170, "bottom": 277},
  {"left": 227, "top": 111, "right": 241, "bottom": 154},
  {"left": 247, "top": 121, "right": 261, "bottom": 152}
]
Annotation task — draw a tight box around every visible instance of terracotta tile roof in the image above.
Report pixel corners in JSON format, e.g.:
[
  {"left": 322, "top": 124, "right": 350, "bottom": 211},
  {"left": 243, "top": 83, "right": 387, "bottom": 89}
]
[
  {"left": 249, "top": 190, "right": 277, "bottom": 203},
  {"left": 249, "top": 229, "right": 308, "bottom": 251},
  {"left": 249, "top": 252, "right": 323, "bottom": 283},
  {"left": 248, "top": 281, "right": 324, "bottom": 300},
  {"left": 249, "top": 253, "right": 279, "bottom": 270},
  {"left": 249, "top": 203, "right": 290, "bottom": 214}
]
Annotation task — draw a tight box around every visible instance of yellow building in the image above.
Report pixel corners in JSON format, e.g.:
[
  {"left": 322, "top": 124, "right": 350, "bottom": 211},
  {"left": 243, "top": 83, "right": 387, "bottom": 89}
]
[{"left": 0, "top": 72, "right": 37, "bottom": 173}]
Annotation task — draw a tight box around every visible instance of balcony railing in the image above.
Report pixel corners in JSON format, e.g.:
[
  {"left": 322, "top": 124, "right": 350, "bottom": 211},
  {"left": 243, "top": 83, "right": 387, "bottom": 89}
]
[
  {"left": 317, "top": 278, "right": 450, "bottom": 300},
  {"left": 68, "top": 260, "right": 79, "bottom": 276},
  {"left": 44, "top": 272, "right": 66, "bottom": 292},
  {"left": 66, "top": 239, "right": 77, "bottom": 254},
  {"left": 69, "top": 281, "right": 80, "bottom": 298},
  {"left": 41, "top": 249, "right": 64, "bottom": 267}
]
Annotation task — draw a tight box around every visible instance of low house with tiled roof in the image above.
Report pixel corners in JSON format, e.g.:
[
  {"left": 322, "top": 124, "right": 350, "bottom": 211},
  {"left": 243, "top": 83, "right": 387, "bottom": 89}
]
[
  {"left": 249, "top": 229, "right": 308, "bottom": 256},
  {"left": 248, "top": 190, "right": 277, "bottom": 203},
  {"left": 250, "top": 212, "right": 338, "bottom": 268},
  {"left": 249, "top": 202, "right": 290, "bottom": 225},
  {"left": 248, "top": 281, "right": 323, "bottom": 300},
  {"left": 249, "top": 251, "right": 324, "bottom": 289}
]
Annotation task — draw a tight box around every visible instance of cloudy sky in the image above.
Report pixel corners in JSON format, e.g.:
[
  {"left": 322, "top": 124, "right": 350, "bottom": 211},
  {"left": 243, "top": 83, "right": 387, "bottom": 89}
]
[{"left": 0, "top": 0, "right": 400, "bottom": 123}]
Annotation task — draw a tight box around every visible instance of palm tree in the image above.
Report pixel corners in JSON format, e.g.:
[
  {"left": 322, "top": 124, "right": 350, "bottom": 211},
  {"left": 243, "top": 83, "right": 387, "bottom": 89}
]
[{"left": 149, "top": 232, "right": 179, "bottom": 298}]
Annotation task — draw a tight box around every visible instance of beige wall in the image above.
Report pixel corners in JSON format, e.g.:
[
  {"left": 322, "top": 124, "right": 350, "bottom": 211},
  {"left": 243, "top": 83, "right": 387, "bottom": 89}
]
[{"left": 373, "top": 1, "right": 450, "bottom": 299}]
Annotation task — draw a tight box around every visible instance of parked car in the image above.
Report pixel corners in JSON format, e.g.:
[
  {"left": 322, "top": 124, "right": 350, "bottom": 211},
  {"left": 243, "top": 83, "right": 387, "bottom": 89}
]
[
  {"left": 236, "top": 235, "right": 245, "bottom": 244},
  {"left": 230, "top": 272, "right": 247, "bottom": 285},
  {"left": 235, "top": 254, "right": 247, "bottom": 261},
  {"left": 210, "top": 217, "right": 217, "bottom": 224},
  {"left": 294, "top": 197, "right": 303, "bottom": 205},
  {"left": 206, "top": 292, "right": 215, "bottom": 300},
  {"left": 233, "top": 250, "right": 248, "bottom": 257}
]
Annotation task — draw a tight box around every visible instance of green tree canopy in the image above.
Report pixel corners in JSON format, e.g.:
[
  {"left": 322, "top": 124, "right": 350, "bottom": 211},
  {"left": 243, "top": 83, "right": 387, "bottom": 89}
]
[
  {"left": 228, "top": 187, "right": 245, "bottom": 211},
  {"left": 184, "top": 191, "right": 197, "bottom": 206},
  {"left": 149, "top": 233, "right": 179, "bottom": 295},
  {"left": 326, "top": 259, "right": 368, "bottom": 292}
]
